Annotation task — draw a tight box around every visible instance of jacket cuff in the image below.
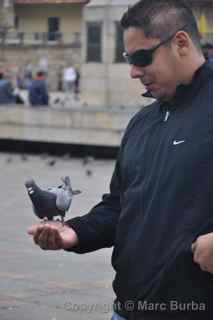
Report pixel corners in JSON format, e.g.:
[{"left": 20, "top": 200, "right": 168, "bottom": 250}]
[{"left": 64, "top": 217, "right": 93, "bottom": 253}]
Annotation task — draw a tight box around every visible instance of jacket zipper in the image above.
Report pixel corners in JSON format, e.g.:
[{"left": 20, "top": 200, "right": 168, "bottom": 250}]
[{"left": 164, "top": 110, "right": 170, "bottom": 122}]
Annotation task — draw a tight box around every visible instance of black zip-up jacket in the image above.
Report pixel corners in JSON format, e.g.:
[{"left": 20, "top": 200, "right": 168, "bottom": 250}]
[{"left": 66, "top": 62, "right": 213, "bottom": 319}]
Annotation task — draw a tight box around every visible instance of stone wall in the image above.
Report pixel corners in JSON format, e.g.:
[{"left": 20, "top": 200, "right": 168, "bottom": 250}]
[{"left": 0, "top": 105, "right": 138, "bottom": 146}]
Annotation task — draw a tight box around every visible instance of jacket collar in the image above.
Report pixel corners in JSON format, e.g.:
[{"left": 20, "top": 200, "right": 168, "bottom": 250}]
[{"left": 142, "top": 61, "right": 213, "bottom": 110}]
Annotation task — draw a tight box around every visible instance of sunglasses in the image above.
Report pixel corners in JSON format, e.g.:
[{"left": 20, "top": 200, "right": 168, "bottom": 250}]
[{"left": 123, "top": 32, "right": 179, "bottom": 67}]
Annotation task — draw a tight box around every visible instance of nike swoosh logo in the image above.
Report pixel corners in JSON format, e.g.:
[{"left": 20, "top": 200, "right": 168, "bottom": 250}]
[{"left": 173, "top": 140, "right": 185, "bottom": 145}]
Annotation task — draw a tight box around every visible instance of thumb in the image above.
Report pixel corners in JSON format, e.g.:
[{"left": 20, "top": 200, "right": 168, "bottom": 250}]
[
  {"left": 191, "top": 241, "right": 196, "bottom": 253},
  {"left": 27, "top": 224, "right": 40, "bottom": 235}
]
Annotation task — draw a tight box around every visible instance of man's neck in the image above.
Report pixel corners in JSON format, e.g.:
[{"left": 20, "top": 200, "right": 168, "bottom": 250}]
[{"left": 181, "top": 55, "right": 206, "bottom": 85}]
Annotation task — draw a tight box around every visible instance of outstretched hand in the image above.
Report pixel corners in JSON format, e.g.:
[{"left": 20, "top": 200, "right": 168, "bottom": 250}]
[
  {"left": 28, "top": 221, "right": 78, "bottom": 250},
  {"left": 192, "top": 232, "right": 213, "bottom": 273}
]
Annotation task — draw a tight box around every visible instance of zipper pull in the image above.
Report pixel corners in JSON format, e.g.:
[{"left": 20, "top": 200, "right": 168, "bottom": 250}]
[{"left": 164, "top": 110, "right": 170, "bottom": 122}]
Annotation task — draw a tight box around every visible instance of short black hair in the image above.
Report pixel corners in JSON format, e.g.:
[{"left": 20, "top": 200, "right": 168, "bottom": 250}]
[
  {"left": 120, "top": 0, "right": 201, "bottom": 51},
  {"left": 37, "top": 71, "right": 45, "bottom": 77}
]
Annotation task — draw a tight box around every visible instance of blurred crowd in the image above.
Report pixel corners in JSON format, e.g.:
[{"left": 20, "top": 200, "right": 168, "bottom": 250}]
[{"left": 0, "top": 62, "right": 81, "bottom": 107}]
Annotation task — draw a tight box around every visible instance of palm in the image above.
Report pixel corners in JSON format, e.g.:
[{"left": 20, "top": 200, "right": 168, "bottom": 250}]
[
  {"left": 28, "top": 221, "right": 78, "bottom": 250},
  {"left": 59, "top": 224, "right": 78, "bottom": 248}
]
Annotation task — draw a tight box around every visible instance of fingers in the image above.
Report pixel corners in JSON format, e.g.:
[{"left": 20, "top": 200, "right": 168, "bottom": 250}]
[
  {"left": 33, "top": 225, "right": 63, "bottom": 250},
  {"left": 191, "top": 239, "right": 202, "bottom": 265},
  {"left": 28, "top": 221, "right": 76, "bottom": 250},
  {"left": 45, "top": 227, "right": 63, "bottom": 250},
  {"left": 191, "top": 233, "right": 213, "bottom": 273},
  {"left": 200, "top": 264, "right": 209, "bottom": 272},
  {"left": 27, "top": 224, "right": 41, "bottom": 235},
  {"left": 35, "top": 226, "right": 50, "bottom": 250},
  {"left": 54, "top": 228, "right": 64, "bottom": 249},
  {"left": 33, "top": 225, "right": 45, "bottom": 245},
  {"left": 191, "top": 242, "right": 196, "bottom": 253}
]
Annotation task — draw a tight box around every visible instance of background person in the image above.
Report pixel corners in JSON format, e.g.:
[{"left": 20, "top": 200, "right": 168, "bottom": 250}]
[
  {"left": 74, "top": 66, "right": 81, "bottom": 100},
  {"left": 63, "top": 64, "right": 77, "bottom": 95},
  {"left": 28, "top": 71, "right": 49, "bottom": 106},
  {"left": 0, "top": 71, "right": 24, "bottom": 105},
  {"left": 0, "top": 71, "right": 16, "bottom": 104}
]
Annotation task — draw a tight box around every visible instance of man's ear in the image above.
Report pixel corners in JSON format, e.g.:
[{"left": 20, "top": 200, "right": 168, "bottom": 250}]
[{"left": 173, "top": 31, "right": 190, "bottom": 56}]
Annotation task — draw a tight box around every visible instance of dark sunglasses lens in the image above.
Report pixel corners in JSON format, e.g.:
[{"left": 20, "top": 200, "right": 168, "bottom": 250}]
[{"left": 132, "top": 49, "right": 153, "bottom": 67}]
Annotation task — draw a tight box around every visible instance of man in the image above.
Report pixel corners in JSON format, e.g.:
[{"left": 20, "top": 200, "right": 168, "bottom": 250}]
[
  {"left": 0, "top": 71, "right": 16, "bottom": 104},
  {"left": 28, "top": 71, "right": 49, "bottom": 106},
  {"left": 63, "top": 64, "right": 77, "bottom": 95},
  {"left": 0, "top": 71, "right": 24, "bottom": 105},
  {"left": 28, "top": 1, "right": 213, "bottom": 319}
]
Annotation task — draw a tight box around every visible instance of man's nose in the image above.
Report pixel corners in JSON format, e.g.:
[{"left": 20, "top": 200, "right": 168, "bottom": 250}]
[{"left": 130, "top": 65, "right": 144, "bottom": 79}]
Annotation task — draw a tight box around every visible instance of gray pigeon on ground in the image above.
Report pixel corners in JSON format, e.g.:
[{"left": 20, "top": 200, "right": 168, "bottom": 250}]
[{"left": 25, "top": 176, "right": 81, "bottom": 222}]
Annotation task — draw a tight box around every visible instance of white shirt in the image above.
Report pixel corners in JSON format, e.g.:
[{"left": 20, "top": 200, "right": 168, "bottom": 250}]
[{"left": 63, "top": 67, "right": 76, "bottom": 82}]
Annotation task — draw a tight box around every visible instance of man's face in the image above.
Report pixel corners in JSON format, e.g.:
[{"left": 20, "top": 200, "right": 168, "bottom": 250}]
[{"left": 123, "top": 27, "right": 182, "bottom": 101}]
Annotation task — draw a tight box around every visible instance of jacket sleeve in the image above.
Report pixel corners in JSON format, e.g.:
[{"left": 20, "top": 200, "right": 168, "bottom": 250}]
[
  {"left": 64, "top": 107, "right": 148, "bottom": 254},
  {"left": 65, "top": 157, "right": 122, "bottom": 253}
]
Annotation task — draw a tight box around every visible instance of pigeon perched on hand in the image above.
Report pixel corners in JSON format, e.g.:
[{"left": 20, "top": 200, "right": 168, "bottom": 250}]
[{"left": 25, "top": 176, "right": 81, "bottom": 222}]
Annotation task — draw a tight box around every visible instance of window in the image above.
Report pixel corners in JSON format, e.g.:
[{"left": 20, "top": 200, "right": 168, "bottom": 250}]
[
  {"left": 86, "top": 22, "right": 102, "bottom": 62},
  {"left": 115, "top": 22, "right": 125, "bottom": 63},
  {"left": 48, "top": 17, "right": 60, "bottom": 41}
]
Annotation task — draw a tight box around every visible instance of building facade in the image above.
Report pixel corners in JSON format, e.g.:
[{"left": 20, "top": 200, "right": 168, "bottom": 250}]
[
  {"left": 0, "top": 0, "right": 89, "bottom": 90},
  {"left": 0, "top": 0, "right": 15, "bottom": 31},
  {"left": 81, "top": 0, "right": 213, "bottom": 108},
  {"left": 14, "top": 0, "right": 89, "bottom": 44},
  {"left": 0, "top": 0, "right": 213, "bottom": 106}
]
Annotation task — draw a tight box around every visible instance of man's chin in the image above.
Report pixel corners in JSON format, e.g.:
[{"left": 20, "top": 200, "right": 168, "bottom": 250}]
[
  {"left": 149, "top": 89, "right": 171, "bottom": 102},
  {"left": 149, "top": 90, "right": 162, "bottom": 100}
]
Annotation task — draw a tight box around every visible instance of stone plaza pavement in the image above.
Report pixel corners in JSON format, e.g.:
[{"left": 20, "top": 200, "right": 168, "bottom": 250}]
[{"left": 0, "top": 152, "right": 116, "bottom": 320}]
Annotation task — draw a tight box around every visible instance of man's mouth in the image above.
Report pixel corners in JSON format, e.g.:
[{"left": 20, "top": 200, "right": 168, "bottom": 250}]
[
  {"left": 144, "top": 83, "right": 153, "bottom": 88},
  {"left": 141, "top": 79, "right": 155, "bottom": 90},
  {"left": 142, "top": 80, "right": 153, "bottom": 85}
]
